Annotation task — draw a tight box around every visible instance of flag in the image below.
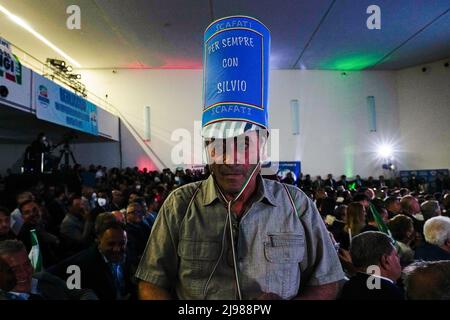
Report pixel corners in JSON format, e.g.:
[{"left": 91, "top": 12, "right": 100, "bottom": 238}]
[
  {"left": 28, "top": 229, "right": 43, "bottom": 272},
  {"left": 348, "top": 182, "right": 357, "bottom": 191},
  {"left": 368, "top": 203, "right": 392, "bottom": 237}
]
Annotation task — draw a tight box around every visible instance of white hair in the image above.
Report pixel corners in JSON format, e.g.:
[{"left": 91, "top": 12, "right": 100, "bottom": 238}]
[{"left": 424, "top": 216, "right": 450, "bottom": 247}]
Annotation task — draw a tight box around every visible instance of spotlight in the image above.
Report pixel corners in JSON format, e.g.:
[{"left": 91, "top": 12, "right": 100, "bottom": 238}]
[
  {"left": 64, "top": 66, "right": 73, "bottom": 72},
  {"left": 0, "top": 85, "right": 9, "bottom": 98},
  {"left": 47, "top": 58, "right": 66, "bottom": 69},
  {"left": 377, "top": 144, "right": 393, "bottom": 159},
  {"left": 382, "top": 163, "right": 395, "bottom": 171},
  {"left": 67, "top": 74, "right": 81, "bottom": 80}
]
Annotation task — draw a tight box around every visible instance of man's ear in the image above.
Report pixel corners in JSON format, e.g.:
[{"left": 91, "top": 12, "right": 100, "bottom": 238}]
[
  {"left": 379, "top": 254, "right": 390, "bottom": 270},
  {"left": 445, "top": 238, "right": 450, "bottom": 248}
]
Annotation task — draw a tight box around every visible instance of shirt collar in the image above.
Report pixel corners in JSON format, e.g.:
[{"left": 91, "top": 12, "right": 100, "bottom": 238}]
[
  {"left": 358, "top": 271, "right": 394, "bottom": 284},
  {"left": 202, "top": 174, "right": 277, "bottom": 207},
  {"left": 8, "top": 278, "right": 39, "bottom": 300}
]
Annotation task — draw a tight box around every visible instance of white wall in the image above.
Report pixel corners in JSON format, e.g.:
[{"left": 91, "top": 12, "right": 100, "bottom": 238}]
[
  {"left": 69, "top": 141, "right": 121, "bottom": 169},
  {"left": 81, "top": 68, "right": 402, "bottom": 178},
  {"left": 396, "top": 58, "right": 450, "bottom": 171}
]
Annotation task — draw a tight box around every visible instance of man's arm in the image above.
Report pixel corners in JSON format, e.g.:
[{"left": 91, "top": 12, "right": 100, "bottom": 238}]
[
  {"left": 286, "top": 186, "right": 346, "bottom": 299},
  {"left": 294, "top": 281, "right": 340, "bottom": 300},
  {"left": 138, "top": 281, "right": 172, "bottom": 300}
]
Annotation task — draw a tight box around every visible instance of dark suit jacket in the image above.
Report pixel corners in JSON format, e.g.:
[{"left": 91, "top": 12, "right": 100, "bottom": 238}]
[
  {"left": 340, "top": 272, "right": 404, "bottom": 300},
  {"left": 48, "top": 245, "right": 136, "bottom": 300},
  {"left": 414, "top": 242, "right": 450, "bottom": 261}
]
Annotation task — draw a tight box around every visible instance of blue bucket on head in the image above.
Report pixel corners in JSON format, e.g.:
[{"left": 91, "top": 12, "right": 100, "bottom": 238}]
[{"left": 202, "top": 16, "right": 270, "bottom": 139}]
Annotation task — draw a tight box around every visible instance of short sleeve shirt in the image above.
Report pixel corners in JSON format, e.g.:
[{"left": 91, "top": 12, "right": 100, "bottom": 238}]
[{"left": 135, "top": 175, "right": 345, "bottom": 299}]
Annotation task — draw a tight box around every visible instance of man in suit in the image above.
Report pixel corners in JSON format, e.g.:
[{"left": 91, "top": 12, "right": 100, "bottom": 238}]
[
  {"left": 324, "top": 174, "right": 337, "bottom": 189},
  {"left": 17, "top": 200, "right": 60, "bottom": 268},
  {"left": 0, "top": 240, "right": 96, "bottom": 300},
  {"left": 340, "top": 231, "right": 404, "bottom": 300},
  {"left": 414, "top": 216, "right": 450, "bottom": 261},
  {"left": 49, "top": 220, "right": 135, "bottom": 300}
]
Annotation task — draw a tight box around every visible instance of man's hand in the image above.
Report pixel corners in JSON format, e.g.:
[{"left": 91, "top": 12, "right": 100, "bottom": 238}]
[{"left": 138, "top": 281, "right": 171, "bottom": 300}]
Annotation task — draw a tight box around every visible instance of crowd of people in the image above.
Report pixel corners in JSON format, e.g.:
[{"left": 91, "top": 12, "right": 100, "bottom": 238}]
[{"left": 0, "top": 166, "right": 449, "bottom": 300}]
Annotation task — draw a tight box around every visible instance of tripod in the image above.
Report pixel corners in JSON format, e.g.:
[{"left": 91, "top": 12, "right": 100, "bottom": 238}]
[{"left": 55, "top": 142, "right": 78, "bottom": 169}]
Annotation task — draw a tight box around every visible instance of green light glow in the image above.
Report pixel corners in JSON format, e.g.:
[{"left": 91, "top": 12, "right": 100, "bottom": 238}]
[{"left": 321, "top": 53, "right": 382, "bottom": 71}]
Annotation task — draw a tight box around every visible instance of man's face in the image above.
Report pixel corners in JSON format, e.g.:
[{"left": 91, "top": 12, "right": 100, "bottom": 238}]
[
  {"left": 386, "top": 247, "right": 402, "bottom": 281},
  {"left": 98, "top": 228, "right": 127, "bottom": 263},
  {"left": 0, "top": 212, "right": 10, "bottom": 236},
  {"left": 126, "top": 204, "right": 145, "bottom": 224},
  {"left": 206, "top": 131, "right": 262, "bottom": 196},
  {"left": 112, "top": 191, "right": 123, "bottom": 204},
  {"left": 411, "top": 198, "right": 421, "bottom": 214},
  {"left": 21, "top": 202, "right": 41, "bottom": 225},
  {"left": 1, "top": 249, "right": 33, "bottom": 293}
]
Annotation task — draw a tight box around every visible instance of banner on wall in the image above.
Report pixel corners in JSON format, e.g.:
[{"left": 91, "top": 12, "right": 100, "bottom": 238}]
[
  {"left": 0, "top": 37, "right": 22, "bottom": 84},
  {"left": 277, "top": 161, "right": 301, "bottom": 181},
  {"left": 400, "top": 169, "right": 449, "bottom": 186},
  {"left": 0, "top": 37, "right": 31, "bottom": 110},
  {"left": 34, "top": 73, "right": 98, "bottom": 135}
]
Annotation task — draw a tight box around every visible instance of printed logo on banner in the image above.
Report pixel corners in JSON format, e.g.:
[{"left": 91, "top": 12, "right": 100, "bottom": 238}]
[
  {"left": 37, "top": 85, "right": 50, "bottom": 106},
  {"left": 0, "top": 38, "right": 22, "bottom": 85},
  {"left": 90, "top": 111, "right": 97, "bottom": 125}
]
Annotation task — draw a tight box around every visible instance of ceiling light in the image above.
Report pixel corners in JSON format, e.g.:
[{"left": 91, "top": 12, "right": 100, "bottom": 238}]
[{"left": 0, "top": 4, "right": 81, "bottom": 67}]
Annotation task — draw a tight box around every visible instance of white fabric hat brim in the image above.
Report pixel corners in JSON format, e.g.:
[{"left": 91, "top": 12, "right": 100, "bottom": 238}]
[{"left": 202, "top": 121, "right": 263, "bottom": 139}]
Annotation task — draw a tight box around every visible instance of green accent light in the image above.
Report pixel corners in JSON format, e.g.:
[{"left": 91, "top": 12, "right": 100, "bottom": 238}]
[{"left": 321, "top": 53, "right": 382, "bottom": 71}]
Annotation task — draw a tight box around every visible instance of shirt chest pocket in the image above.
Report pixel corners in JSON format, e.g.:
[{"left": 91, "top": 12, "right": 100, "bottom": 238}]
[
  {"left": 264, "top": 233, "right": 305, "bottom": 263},
  {"left": 263, "top": 233, "right": 305, "bottom": 299}
]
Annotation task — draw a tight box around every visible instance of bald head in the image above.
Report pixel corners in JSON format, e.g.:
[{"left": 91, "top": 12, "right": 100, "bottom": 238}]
[{"left": 400, "top": 195, "right": 420, "bottom": 215}]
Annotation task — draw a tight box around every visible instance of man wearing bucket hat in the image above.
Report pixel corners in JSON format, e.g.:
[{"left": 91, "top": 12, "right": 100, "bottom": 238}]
[{"left": 136, "top": 16, "right": 345, "bottom": 300}]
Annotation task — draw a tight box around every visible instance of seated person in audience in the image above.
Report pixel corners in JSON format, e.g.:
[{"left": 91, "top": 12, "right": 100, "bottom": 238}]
[
  {"left": 385, "top": 196, "right": 401, "bottom": 219},
  {"left": 400, "top": 195, "right": 424, "bottom": 228},
  {"left": 112, "top": 210, "right": 126, "bottom": 225},
  {"left": 0, "top": 206, "right": 16, "bottom": 241},
  {"left": 387, "top": 214, "right": 415, "bottom": 267},
  {"left": 420, "top": 200, "right": 441, "bottom": 221},
  {"left": 9, "top": 192, "right": 34, "bottom": 235},
  {"left": 327, "top": 205, "right": 347, "bottom": 241},
  {"left": 46, "top": 187, "right": 68, "bottom": 235},
  {"left": 364, "top": 205, "right": 386, "bottom": 232},
  {"left": 143, "top": 196, "right": 158, "bottom": 230},
  {"left": 340, "top": 231, "right": 404, "bottom": 300},
  {"left": 95, "top": 212, "right": 117, "bottom": 233},
  {"left": 403, "top": 260, "right": 450, "bottom": 300},
  {"left": 110, "top": 190, "right": 125, "bottom": 211},
  {"left": 0, "top": 256, "right": 16, "bottom": 299},
  {"left": 335, "top": 202, "right": 367, "bottom": 250},
  {"left": 414, "top": 216, "right": 450, "bottom": 261},
  {"left": 443, "top": 194, "right": 450, "bottom": 217},
  {"left": 49, "top": 220, "right": 135, "bottom": 300},
  {"left": 0, "top": 240, "right": 97, "bottom": 300},
  {"left": 90, "top": 190, "right": 111, "bottom": 221},
  {"left": 17, "top": 200, "right": 60, "bottom": 268},
  {"left": 353, "top": 193, "right": 370, "bottom": 209},
  {"left": 59, "top": 196, "right": 95, "bottom": 257},
  {"left": 125, "top": 202, "right": 151, "bottom": 272}
]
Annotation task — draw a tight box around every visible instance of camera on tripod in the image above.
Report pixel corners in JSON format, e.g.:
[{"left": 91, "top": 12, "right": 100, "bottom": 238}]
[{"left": 55, "top": 131, "right": 79, "bottom": 169}]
